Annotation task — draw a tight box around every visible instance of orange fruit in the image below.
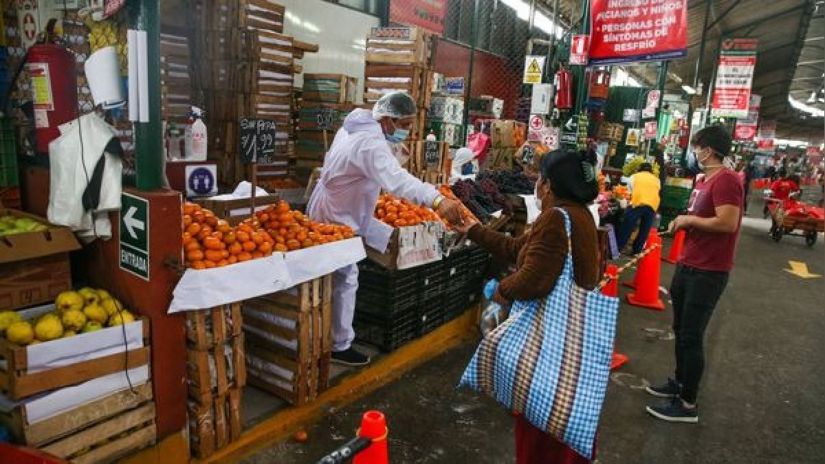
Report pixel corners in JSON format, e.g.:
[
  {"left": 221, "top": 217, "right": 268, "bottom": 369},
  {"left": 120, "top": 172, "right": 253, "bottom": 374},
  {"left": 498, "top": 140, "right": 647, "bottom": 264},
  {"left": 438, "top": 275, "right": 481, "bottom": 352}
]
[
  {"left": 227, "top": 255, "right": 238, "bottom": 264},
  {"left": 385, "top": 213, "right": 398, "bottom": 223},
  {"left": 217, "top": 259, "right": 229, "bottom": 267},
  {"left": 216, "top": 219, "right": 231, "bottom": 233},
  {"left": 183, "top": 215, "right": 193, "bottom": 227},
  {"left": 274, "top": 243, "right": 288, "bottom": 252},
  {"left": 186, "top": 249, "right": 204, "bottom": 262},
  {"left": 183, "top": 203, "right": 197, "bottom": 215},
  {"left": 301, "top": 239, "right": 314, "bottom": 248},
  {"left": 242, "top": 241, "right": 256, "bottom": 252},
  {"left": 204, "top": 260, "right": 216, "bottom": 268},
  {"left": 185, "top": 241, "right": 201, "bottom": 252},
  {"left": 236, "top": 231, "right": 250, "bottom": 242},
  {"left": 296, "top": 230, "right": 308, "bottom": 242},
  {"left": 203, "top": 236, "right": 223, "bottom": 250},
  {"left": 286, "top": 239, "right": 300, "bottom": 250},
  {"left": 258, "top": 242, "right": 272, "bottom": 253},
  {"left": 251, "top": 251, "right": 263, "bottom": 259},
  {"left": 204, "top": 249, "right": 224, "bottom": 262},
  {"left": 228, "top": 242, "right": 243, "bottom": 255},
  {"left": 251, "top": 233, "right": 264, "bottom": 245},
  {"left": 277, "top": 201, "right": 290, "bottom": 214},
  {"left": 237, "top": 252, "right": 252, "bottom": 262},
  {"left": 186, "top": 223, "right": 201, "bottom": 235},
  {"left": 190, "top": 260, "right": 206, "bottom": 270},
  {"left": 182, "top": 232, "right": 192, "bottom": 245},
  {"left": 223, "top": 231, "right": 236, "bottom": 244}
]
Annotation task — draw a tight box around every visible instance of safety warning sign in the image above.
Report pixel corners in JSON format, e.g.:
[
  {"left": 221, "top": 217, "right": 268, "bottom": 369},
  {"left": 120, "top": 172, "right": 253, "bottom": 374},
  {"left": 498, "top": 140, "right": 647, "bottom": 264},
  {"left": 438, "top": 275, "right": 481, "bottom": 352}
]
[{"left": 523, "top": 55, "right": 546, "bottom": 84}]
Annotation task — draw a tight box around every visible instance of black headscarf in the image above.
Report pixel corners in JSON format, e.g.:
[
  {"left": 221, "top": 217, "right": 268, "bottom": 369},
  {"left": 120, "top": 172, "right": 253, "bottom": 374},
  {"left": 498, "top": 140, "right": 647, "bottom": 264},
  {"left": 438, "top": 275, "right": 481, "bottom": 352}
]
[{"left": 539, "top": 148, "right": 599, "bottom": 205}]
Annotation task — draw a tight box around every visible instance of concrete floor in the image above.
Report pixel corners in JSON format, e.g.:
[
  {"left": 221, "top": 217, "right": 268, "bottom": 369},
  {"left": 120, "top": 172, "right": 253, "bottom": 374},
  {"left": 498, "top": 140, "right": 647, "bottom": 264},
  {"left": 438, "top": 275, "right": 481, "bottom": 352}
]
[{"left": 243, "top": 198, "right": 825, "bottom": 464}]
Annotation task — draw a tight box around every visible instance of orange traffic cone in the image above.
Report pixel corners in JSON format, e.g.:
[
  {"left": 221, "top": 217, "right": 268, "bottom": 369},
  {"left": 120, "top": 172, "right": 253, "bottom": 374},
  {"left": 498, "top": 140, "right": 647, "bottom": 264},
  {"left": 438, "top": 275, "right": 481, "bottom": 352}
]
[
  {"left": 353, "top": 411, "right": 388, "bottom": 464},
  {"left": 602, "top": 264, "right": 619, "bottom": 297},
  {"left": 625, "top": 233, "right": 665, "bottom": 311},
  {"left": 622, "top": 229, "right": 658, "bottom": 288},
  {"left": 663, "top": 229, "right": 686, "bottom": 264}
]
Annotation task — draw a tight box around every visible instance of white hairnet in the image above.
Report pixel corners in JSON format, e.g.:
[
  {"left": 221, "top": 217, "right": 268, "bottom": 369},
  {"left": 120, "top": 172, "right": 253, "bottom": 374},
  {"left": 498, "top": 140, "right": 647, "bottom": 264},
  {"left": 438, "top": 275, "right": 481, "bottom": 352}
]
[{"left": 372, "top": 91, "right": 418, "bottom": 119}]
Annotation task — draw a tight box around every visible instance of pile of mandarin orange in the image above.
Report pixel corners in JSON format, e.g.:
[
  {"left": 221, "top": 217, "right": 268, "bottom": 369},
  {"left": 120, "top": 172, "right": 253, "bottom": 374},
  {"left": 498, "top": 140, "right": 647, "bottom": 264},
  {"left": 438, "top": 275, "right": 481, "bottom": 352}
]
[
  {"left": 182, "top": 201, "right": 354, "bottom": 269},
  {"left": 374, "top": 193, "right": 442, "bottom": 228}
]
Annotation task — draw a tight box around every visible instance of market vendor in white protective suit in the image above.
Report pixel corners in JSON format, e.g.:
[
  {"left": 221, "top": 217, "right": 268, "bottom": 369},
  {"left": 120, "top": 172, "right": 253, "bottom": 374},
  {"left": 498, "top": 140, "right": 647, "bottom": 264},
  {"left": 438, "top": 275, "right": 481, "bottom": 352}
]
[{"left": 308, "top": 92, "right": 464, "bottom": 366}]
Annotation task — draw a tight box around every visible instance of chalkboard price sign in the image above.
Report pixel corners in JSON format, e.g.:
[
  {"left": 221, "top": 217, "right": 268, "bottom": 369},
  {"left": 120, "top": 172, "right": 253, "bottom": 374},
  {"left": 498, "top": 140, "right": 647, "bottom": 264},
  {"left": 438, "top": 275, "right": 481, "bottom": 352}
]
[
  {"left": 316, "top": 108, "right": 335, "bottom": 131},
  {"left": 424, "top": 141, "right": 440, "bottom": 167},
  {"left": 239, "top": 118, "right": 278, "bottom": 164}
]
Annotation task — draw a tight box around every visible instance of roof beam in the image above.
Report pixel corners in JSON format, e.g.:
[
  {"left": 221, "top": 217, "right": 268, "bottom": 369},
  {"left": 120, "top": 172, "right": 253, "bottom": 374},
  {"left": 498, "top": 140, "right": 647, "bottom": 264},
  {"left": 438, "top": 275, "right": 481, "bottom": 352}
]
[
  {"left": 706, "top": 0, "right": 743, "bottom": 31},
  {"left": 686, "top": 4, "right": 806, "bottom": 49}
]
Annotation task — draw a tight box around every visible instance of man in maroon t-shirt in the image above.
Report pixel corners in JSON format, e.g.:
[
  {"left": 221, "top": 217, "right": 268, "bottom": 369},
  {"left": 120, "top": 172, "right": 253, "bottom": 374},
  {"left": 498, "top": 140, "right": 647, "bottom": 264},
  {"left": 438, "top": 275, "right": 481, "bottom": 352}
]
[{"left": 645, "top": 126, "right": 743, "bottom": 423}]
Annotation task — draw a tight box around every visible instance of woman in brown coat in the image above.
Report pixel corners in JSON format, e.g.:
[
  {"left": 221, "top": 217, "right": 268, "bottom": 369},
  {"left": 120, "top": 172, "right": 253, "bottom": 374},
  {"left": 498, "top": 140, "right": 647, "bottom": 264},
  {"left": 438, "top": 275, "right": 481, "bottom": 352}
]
[{"left": 456, "top": 148, "right": 601, "bottom": 463}]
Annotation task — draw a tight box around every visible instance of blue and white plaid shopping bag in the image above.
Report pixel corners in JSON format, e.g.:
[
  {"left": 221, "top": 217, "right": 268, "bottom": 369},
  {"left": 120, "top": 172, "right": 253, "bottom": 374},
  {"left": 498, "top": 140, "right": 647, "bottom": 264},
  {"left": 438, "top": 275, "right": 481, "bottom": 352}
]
[{"left": 460, "top": 208, "right": 619, "bottom": 460}]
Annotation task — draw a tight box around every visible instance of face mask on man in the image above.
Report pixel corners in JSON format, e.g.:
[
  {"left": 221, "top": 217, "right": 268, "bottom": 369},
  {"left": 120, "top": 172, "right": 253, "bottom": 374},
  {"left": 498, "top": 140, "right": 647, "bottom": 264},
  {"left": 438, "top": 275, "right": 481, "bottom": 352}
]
[
  {"left": 687, "top": 146, "right": 719, "bottom": 172},
  {"left": 384, "top": 119, "right": 410, "bottom": 143}
]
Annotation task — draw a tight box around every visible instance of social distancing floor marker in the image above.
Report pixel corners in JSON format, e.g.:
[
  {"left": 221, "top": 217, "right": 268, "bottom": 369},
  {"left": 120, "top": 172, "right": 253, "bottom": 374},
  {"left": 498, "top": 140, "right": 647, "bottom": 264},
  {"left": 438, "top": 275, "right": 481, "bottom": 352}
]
[{"left": 784, "top": 260, "right": 822, "bottom": 279}]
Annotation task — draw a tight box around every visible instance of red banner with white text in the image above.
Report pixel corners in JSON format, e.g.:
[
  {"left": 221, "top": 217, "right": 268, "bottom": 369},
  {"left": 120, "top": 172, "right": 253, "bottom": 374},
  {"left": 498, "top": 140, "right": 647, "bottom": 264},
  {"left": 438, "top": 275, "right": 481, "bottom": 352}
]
[
  {"left": 589, "top": 0, "right": 688, "bottom": 65},
  {"left": 711, "top": 38, "right": 758, "bottom": 118},
  {"left": 390, "top": 0, "right": 447, "bottom": 35}
]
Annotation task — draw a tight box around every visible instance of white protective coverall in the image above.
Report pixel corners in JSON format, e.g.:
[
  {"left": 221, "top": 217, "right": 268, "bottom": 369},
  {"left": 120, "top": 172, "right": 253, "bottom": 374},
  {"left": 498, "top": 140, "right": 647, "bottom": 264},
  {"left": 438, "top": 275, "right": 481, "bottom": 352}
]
[{"left": 307, "top": 108, "right": 439, "bottom": 351}]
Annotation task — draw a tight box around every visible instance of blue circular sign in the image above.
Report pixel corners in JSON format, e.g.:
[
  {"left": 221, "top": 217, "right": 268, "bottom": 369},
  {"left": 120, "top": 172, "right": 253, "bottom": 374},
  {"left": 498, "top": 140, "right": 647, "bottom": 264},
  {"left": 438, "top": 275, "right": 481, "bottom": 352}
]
[{"left": 188, "top": 167, "right": 215, "bottom": 196}]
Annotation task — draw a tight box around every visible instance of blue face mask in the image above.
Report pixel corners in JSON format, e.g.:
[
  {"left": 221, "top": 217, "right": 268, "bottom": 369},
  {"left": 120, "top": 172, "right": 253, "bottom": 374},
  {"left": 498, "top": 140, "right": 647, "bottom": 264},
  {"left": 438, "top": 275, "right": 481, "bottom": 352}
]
[
  {"left": 386, "top": 128, "right": 410, "bottom": 144},
  {"left": 686, "top": 148, "right": 699, "bottom": 173}
]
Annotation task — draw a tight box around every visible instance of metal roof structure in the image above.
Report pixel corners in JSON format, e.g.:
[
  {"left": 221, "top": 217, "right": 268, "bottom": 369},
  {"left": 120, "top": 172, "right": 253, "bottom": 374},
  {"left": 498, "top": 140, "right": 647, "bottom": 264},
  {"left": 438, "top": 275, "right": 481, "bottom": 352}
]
[{"left": 548, "top": 0, "right": 823, "bottom": 142}]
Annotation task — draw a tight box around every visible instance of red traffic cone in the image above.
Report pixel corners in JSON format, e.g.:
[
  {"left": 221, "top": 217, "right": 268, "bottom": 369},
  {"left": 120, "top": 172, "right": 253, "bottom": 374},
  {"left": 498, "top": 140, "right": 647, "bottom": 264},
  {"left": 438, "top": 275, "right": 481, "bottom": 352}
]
[
  {"left": 353, "top": 410, "right": 389, "bottom": 464},
  {"left": 626, "top": 234, "right": 665, "bottom": 311},
  {"left": 602, "top": 264, "right": 619, "bottom": 297},
  {"left": 610, "top": 352, "right": 629, "bottom": 370},
  {"left": 663, "top": 229, "right": 686, "bottom": 264}
]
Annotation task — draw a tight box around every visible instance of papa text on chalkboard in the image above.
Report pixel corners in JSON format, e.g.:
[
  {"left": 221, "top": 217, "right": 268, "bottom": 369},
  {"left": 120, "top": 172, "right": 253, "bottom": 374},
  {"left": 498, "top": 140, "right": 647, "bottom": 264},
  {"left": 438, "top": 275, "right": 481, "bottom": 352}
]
[{"left": 239, "top": 118, "right": 278, "bottom": 164}]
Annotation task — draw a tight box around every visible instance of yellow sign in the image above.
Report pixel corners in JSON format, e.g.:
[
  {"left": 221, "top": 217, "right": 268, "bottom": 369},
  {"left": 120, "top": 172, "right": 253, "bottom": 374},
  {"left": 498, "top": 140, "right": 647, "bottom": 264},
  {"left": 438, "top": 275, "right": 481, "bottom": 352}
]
[
  {"left": 27, "top": 63, "right": 54, "bottom": 111},
  {"left": 784, "top": 261, "right": 821, "bottom": 279},
  {"left": 625, "top": 128, "right": 641, "bottom": 147},
  {"left": 523, "top": 55, "right": 545, "bottom": 84}
]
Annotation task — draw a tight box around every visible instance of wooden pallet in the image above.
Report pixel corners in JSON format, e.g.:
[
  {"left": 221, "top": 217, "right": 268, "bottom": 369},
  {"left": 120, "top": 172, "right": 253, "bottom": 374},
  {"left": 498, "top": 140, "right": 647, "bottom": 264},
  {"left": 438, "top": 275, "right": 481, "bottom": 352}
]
[
  {"left": 242, "top": 274, "right": 333, "bottom": 405},
  {"left": 188, "top": 386, "right": 242, "bottom": 459},
  {"left": 0, "top": 319, "right": 151, "bottom": 400}
]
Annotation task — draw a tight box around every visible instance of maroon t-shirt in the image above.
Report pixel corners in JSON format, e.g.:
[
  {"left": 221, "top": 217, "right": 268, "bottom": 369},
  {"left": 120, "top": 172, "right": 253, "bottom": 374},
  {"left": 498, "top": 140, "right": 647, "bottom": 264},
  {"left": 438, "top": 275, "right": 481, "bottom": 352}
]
[{"left": 680, "top": 169, "right": 744, "bottom": 272}]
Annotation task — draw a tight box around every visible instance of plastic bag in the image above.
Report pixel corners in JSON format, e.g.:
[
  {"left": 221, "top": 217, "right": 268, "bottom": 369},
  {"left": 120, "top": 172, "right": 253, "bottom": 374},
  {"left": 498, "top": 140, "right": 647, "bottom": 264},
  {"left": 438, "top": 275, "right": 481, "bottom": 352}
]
[
  {"left": 467, "top": 131, "right": 491, "bottom": 165},
  {"left": 478, "top": 279, "right": 509, "bottom": 336}
]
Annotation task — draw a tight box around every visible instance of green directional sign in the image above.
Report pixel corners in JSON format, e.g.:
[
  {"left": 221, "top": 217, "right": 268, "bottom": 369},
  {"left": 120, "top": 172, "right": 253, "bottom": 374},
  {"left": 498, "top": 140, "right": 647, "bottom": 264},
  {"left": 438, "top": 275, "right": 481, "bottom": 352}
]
[{"left": 119, "top": 193, "right": 150, "bottom": 280}]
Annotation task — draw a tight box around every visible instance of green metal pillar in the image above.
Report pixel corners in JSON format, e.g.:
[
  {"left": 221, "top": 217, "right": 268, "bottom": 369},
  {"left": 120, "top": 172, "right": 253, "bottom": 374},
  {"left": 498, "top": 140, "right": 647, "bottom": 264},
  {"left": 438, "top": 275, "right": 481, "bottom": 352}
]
[{"left": 132, "top": 0, "right": 164, "bottom": 191}]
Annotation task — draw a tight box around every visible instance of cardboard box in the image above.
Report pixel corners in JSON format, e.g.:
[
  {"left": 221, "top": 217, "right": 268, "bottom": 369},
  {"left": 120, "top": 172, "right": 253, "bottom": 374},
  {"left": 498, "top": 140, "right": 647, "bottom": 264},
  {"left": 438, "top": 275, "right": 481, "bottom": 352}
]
[
  {"left": 428, "top": 96, "right": 464, "bottom": 125},
  {"left": 0, "top": 208, "right": 80, "bottom": 310},
  {"left": 491, "top": 120, "right": 527, "bottom": 148},
  {"left": 365, "top": 222, "right": 444, "bottom": 270}
]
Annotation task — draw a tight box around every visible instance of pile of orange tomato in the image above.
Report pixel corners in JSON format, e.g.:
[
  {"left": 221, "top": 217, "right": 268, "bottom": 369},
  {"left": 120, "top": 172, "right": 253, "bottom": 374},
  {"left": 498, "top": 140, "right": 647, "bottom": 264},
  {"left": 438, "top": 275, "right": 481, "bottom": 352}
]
[
  {"left": 612, "top": 185, "right": 630, "bottom": 200},
  {"left": 374, "top": 193, "right": 441, "bottom": 228},
  {"left": 182, "top": 201, "right": 353, "bottom": 270}
]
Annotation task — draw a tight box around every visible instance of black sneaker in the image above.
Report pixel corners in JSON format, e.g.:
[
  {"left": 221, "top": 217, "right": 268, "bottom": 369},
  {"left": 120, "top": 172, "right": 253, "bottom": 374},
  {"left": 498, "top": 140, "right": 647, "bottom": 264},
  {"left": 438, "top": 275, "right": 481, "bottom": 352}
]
[
  {"left": 646, "top": 398, "right": 699, "bottom": 424},
  {"left": 331, "top": 347, "right": 371, "bottom": 367},
  {"left": 645, "top": 377, "right": 681, "bottom": 398}
]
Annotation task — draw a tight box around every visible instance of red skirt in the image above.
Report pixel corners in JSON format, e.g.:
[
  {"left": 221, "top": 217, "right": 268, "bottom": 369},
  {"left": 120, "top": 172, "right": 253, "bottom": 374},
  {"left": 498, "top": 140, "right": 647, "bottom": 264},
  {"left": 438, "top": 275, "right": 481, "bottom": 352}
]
[{"left": 514, "top": 415, "right": 594, "bottom": 464}]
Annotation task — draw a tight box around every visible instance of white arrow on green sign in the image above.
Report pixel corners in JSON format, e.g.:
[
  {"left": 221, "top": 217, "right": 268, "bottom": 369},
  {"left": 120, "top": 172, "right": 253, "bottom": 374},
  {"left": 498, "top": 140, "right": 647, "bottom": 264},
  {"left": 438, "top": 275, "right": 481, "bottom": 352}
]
[{"left": 119, "top": 192, "right": 150, "bottom": 280}]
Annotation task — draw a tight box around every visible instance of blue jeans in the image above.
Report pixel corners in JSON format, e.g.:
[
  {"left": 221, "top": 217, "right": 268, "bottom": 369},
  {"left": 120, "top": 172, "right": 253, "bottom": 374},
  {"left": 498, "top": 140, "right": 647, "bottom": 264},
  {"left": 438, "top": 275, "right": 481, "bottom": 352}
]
[{"left": 617, "top": 205, "right": 655, "bottom": 254}]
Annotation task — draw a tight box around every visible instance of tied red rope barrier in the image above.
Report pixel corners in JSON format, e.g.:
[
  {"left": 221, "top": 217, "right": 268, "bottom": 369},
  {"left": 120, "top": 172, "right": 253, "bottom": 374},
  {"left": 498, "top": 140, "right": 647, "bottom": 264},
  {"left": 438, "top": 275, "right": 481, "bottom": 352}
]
[{"left": 597, "top": 242, "right": 661, "bottom": 290}]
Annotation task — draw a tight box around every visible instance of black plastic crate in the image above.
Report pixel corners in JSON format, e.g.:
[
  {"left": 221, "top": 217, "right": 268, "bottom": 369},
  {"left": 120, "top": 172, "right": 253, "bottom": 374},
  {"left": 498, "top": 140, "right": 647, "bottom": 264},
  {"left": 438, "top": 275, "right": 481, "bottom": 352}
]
[
  {"left": 420, "top": 261, "right": 447, "bottom": 299},
  {"left": 354, "top": 309, "right": 421, "bottom": 352},
  {"left": 419, "top": 296, "right": 446, "bottom": 335}
]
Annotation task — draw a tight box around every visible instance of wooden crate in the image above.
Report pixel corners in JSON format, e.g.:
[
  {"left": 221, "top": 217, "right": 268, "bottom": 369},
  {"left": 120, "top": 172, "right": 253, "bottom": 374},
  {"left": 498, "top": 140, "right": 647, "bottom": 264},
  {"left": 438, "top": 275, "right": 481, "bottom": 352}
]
[
  {"left": 0, "top": 319, "right": 151, "bottom": 400},
  {"left": 187, "top": 334, "right": 246, "bottom": 404},
  {"left": 194, "top": 195, "right": 280, "bottom": 225},
  {"left": 195, "top": 0, "right": 284, "bottom": 32},
  {"left": 0, "top": 382, "right": 154, "bottom": 447},
  {"left": 363, "top": 64, "right": 429, "bottom": 105},
  {"left": 25, "top": 384, "right": 157, "bottom": 464},
  {"left": 188, "top": 386, "right": 242, "bottom": 459},
  {"left": 366, "top": 26, "right": 432, "bottom": 66},
  {"left": 303, "top": 74, "right": 358, "bottom": 104},
  {"left": 242, "top": 274, "right": 333, "bottom": 405},
  {"left": 185, "top": 303, "right": 243, "bottom": 350}
]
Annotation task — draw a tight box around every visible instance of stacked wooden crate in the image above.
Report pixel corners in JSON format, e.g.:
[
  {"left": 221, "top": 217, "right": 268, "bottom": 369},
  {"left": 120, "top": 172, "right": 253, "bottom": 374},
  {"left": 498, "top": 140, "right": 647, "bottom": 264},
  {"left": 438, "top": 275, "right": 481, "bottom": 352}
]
[
  {"left": 364, "top": 26, "right": 436, "bottom": 141},
  {"left": 193, "top": 0, "right": 318, "bottom": 187},
  {"left": 243, "top": 274, "right": 333, "bottom": 406},
  {"left": 293, "top": 74, "right": 357, "bottom": 181},
  {"left": 185, "top": 304, "right": 246, "bottom": 459},
  {"left": 160, "top": 30, "right": 194, "bottom": 121},
  {"left": 0, "top": 307, "right": 155, "bottom": 463}
]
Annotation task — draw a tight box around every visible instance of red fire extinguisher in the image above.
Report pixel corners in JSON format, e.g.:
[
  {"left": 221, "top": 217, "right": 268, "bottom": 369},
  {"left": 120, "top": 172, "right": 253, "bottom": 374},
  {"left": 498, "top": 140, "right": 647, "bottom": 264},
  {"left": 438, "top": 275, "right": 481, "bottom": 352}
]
[
  {"left": 23, "top": 20, "right": 78, "bottom": 154},
  {"left": 554, "top": 67, "right": 573, "bottom": 110}
]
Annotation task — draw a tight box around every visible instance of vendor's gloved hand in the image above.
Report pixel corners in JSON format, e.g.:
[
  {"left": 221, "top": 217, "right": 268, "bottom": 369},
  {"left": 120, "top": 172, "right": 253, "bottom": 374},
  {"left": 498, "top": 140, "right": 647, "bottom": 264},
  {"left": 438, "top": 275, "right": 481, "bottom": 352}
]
[
  {"left": 492, "top": 289, "right": 511, "bottom": 307},
  {"left": 438, "top": 197, "right": 465, "bottom": 226}
]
